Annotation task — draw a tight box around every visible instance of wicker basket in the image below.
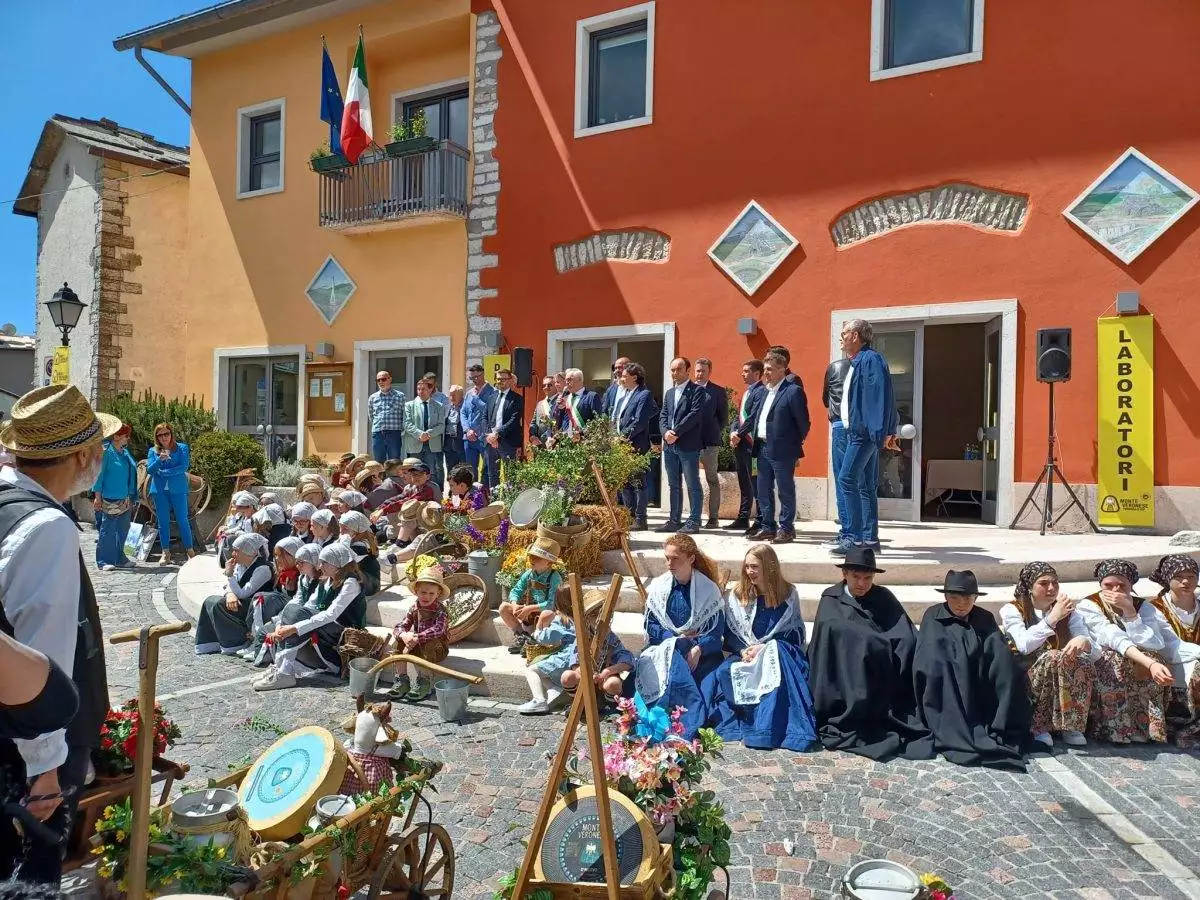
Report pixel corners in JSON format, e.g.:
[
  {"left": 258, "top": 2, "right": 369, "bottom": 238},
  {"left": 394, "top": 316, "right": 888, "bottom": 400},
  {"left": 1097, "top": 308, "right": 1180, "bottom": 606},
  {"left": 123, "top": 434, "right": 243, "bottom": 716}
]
[
  {"left": 336, "top": 628, "right": 393, "bottom": 676},
  {"left": 469, "top": 503, "right": 505, "bottom": 531},
  {"left": 444, "top": 572, "right": 490, "bottom": 644}
]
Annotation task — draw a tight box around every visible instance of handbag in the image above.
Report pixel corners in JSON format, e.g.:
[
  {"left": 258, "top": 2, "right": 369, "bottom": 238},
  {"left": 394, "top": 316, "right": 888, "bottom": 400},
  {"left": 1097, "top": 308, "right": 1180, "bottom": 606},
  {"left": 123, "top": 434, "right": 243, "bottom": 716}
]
[{"left": 100, "top": 498, "right": 132, "bottom": 516}]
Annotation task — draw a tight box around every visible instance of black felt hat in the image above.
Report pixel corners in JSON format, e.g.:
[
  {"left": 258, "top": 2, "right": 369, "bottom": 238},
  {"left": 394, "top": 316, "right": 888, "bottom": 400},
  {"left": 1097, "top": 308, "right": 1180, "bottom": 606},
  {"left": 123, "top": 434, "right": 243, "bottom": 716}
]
[
  {"left": 839, "top": 547, "right": 885, "bottom": 574},
  {"left": 935, "top": 569, "right": 987, "bottom": 596}
]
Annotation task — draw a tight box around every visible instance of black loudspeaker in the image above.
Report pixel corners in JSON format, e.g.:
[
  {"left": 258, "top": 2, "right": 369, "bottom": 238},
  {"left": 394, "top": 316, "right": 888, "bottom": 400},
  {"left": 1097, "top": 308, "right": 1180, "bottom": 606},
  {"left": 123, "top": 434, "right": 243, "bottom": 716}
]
[
  {"left": 512, "top": 347, "right": 534, "bottom": 387},
  {"left": 1036, "top": 328, "right": 1072, "bottom": 383}
]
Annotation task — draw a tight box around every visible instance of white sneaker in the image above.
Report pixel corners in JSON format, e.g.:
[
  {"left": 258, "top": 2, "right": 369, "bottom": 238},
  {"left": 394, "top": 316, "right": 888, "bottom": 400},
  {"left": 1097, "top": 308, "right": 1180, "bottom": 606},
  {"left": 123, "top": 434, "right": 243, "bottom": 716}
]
[
  {"left": 222, "top": 644, "right": 250, "bottom": 657},
  {"left": 1033, "top": 732, "right": 1053, "bottom": 749},
  {"left": 254, "top": 670, "right": 297, "bottom": 691},
  {"left": 100, "top": 564, "right": 116, "bottom": 572},
  {"left": 517, "top": 699, "right": 550, "bottom": 715},
  {"left": 1061, "top": 730, "right": 1087, "bottom": 746},
  {"left": 236, "top": 646, "right": 257, "bottom": 660}
]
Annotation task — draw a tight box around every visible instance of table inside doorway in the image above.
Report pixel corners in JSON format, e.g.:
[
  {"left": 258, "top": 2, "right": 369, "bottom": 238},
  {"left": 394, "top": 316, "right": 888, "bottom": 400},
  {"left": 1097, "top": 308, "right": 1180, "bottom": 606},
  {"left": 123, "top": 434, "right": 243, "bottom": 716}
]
[{"left": 924, "top": 459, "right": 984, "bottom": 515}]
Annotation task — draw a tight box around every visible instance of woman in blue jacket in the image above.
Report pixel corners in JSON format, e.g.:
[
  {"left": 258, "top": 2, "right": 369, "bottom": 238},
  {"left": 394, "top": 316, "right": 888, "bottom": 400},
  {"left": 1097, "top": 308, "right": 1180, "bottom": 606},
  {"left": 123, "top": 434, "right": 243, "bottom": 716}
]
[
  {"left": 146, "top": 422, "right": 196, "bottom": 564},
  {"left": 92, "top": 421, "right": 139, "bottom": 570}
]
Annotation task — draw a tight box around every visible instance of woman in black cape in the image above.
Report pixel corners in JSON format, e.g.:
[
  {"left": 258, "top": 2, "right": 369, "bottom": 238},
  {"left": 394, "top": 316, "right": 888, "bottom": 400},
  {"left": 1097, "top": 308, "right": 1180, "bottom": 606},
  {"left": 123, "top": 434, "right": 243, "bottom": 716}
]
[
  {"left": 914, "top": 570, "right": 1032, "bottom": 771},
  {"left": 807, "top": 549, "right": 933, "bottom": 762}
]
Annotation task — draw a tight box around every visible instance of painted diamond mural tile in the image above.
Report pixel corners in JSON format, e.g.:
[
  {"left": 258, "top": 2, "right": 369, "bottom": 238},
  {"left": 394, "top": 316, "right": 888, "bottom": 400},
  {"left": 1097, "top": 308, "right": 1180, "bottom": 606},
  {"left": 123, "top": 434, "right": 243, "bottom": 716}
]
[{"left": 305, "top": 256, "right": 356, "bottom": 324}]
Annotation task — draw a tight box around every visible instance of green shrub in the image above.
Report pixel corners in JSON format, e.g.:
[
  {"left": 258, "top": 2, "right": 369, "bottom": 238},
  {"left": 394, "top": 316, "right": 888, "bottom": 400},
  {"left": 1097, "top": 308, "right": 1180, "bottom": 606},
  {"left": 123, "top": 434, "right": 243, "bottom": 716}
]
[
  {"left": 101, "top": 390, "right": 217, "bottom": 459},
  {"left": 717, "top": 385, "right": 736, "bottom": 471},
  {"left": 504, "top": 418, "right": 649, "bottom": 504},
  {"left": 190, "top": 431, "right": 265, "bottom": 499},
  {"left": 262, "top": 460, "right": 304, "bottom": 488}
]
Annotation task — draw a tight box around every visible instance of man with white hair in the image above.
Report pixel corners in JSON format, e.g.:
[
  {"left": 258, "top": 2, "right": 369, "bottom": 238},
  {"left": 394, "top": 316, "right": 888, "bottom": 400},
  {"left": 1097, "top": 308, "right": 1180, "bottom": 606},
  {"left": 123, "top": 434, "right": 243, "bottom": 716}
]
[
  {"left": 444, "top": 384, "right": 466, "bottom": 474},
  {"left": 553, "top": 368, "right": 602, "bottom": 441}
]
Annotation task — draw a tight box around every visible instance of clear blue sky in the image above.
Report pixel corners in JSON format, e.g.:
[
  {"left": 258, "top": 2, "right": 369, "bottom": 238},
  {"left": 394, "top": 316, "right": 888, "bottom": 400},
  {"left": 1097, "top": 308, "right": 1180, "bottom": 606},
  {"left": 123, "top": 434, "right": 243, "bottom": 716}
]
[{"left": 1, "top": 2, "right": 200, "bottom": 334}]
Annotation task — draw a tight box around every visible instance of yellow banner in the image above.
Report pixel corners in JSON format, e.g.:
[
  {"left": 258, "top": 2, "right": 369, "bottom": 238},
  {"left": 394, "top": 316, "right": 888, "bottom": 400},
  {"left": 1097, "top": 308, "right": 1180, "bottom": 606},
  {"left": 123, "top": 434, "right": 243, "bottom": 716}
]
[
  {"left": 50, "top": 347, "right": 70, "bottom": 386},
  {"left": 1096, "top": 315, "right": 1154, "bottom": 527},
  {"left": 482, "top": 354, "right": 511, "bottom": 387}
]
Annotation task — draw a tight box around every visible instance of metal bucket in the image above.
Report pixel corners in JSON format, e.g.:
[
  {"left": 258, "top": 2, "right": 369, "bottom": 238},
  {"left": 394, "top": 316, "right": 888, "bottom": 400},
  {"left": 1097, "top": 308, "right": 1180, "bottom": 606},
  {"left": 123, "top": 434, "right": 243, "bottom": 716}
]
[
  {"left": 467, "top": 550, "right": 503, "bottom": 608},
  {"left": 841, "top": 860, "right": 921, "bottom": 900},
  {"left": 170, "top": 788, "right": 240, "bottom": 851},
  {"left": 347, "top": 657, "right": 380, "bottom": 697},
  {"left": 435, "top": 678, "right": 470, "bottom": 722}
]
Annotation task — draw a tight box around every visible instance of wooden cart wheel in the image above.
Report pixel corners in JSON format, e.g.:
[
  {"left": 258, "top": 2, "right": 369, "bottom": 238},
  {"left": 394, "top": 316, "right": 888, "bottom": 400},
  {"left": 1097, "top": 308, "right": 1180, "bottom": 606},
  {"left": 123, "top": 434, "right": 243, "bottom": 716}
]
[{"left": 367, "top": 823, "right": 455, "bottom": 900}]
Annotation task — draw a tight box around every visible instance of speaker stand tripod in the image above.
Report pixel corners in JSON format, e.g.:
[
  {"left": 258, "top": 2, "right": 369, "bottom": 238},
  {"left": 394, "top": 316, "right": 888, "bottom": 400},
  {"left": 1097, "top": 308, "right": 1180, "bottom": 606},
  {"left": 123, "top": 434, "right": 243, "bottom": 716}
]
[{"left": 1010, "top": 381, "right": 1100, "bottom": 535}]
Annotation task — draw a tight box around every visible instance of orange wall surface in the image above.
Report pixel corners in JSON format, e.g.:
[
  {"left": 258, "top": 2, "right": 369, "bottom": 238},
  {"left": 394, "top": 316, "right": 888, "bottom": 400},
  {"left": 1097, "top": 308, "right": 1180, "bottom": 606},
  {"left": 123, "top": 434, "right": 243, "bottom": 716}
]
[
  {"left": 477, "top": 0, "right": 1200, "bottom": 485},
  {"left": 123, "top": 162, "right": 188, "bottom": 400},
  {"left": 184, "top": 0, "right": 472, "bottom": 455}
]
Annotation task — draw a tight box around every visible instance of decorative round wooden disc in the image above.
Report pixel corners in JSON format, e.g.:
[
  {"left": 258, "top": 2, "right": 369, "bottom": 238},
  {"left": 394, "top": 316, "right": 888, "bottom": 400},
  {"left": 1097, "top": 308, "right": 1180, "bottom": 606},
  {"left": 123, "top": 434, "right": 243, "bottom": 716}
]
[
  {"left": 535, "top": 786, "right": 658, "bottom": 886},
  {"left": 238, "top": 726, "right": 347, "bottom": 840}
]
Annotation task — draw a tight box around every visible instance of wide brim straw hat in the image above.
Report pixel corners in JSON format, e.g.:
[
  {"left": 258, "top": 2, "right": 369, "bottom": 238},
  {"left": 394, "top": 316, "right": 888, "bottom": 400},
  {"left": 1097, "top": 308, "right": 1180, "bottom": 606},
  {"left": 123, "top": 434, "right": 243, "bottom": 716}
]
[
  {"left": 527, "top": 536, "right": 561, "bottom": 564},
  {"left": 419, "top": 501, "right": 445, "bottom": 532},
  {"left": 0, "top": 385, "right": 121, "bottom": 459},
  {"left": 400, "top": 499, "right": 422, "bottom": 522},
  {"left": 411, "top": 566, "right": 450, "bottom": 599},
  {"left": 469, "top": 503, "right": 504, "bottom": 531},
  {"left": 353, "top": 468, "right": 378, "bottom": 490}
]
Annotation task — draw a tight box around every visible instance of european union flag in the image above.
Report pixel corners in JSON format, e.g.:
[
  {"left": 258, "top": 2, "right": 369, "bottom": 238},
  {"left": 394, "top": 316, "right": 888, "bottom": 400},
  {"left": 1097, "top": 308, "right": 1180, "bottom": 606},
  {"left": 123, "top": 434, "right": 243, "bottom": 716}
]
[{"left": 320, "top": 45, "right": 344, "bottom": 156}]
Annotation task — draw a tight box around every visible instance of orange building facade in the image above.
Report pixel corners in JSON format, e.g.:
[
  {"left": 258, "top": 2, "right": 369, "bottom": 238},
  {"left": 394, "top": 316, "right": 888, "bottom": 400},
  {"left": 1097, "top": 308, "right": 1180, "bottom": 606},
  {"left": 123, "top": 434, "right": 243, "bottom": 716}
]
[{"left": 467, "top": 0, "right": 1200, "bottom": 533}]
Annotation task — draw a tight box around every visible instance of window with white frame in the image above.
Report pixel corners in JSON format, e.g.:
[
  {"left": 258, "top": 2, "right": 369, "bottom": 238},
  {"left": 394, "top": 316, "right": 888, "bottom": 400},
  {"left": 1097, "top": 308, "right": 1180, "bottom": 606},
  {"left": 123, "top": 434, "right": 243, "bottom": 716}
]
[
  {"left": 871, "top": 0, "right": 984, "bottom": 81},
  {"left": 574, "top": 2, "right": 655, "bottom": 138},
  {"left": 236, "top": 99, "right": 285, "bottom": 198}
]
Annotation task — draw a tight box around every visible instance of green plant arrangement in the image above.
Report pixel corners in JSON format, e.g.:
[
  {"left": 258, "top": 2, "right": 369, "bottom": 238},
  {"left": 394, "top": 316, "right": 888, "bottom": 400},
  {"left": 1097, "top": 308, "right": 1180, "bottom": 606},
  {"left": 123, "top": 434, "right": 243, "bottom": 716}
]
[
  {"left": 717, "top": 385, "right": 736, "bottom": 472},
  {"left": 299, "top": 453, "right": 327, "bottom": 469},
  {"left": 101, "top": 390, "right": 217, "bottom": 460},
  {"left": 309, "top": 143, "right": 349, "bottom": 176},
  {"left": 388, "top": 110, "right": 428, "bottom": 143},
  {"left": 506, "top": 418, "right": 650, "bottom": 504},
  {"left": 262, "top": 459, "right": 304, "bottom": 488},
  {"left": 190, "top": 431, "right": 266, "bottom": 500}
]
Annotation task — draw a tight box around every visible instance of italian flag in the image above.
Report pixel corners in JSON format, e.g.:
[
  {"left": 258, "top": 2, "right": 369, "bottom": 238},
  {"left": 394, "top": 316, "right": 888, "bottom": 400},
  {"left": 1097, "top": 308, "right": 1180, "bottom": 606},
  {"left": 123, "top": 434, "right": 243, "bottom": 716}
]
[{"left": 340, "top": 34, "right": 373, "bottom": 164}]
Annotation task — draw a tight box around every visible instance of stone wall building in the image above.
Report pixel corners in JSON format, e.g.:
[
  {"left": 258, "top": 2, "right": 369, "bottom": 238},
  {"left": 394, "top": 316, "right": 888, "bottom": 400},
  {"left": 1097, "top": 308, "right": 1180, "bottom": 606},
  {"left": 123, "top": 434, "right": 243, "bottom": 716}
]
[{"left": 13, "top": 115, "right": 189, "bottom": 404}]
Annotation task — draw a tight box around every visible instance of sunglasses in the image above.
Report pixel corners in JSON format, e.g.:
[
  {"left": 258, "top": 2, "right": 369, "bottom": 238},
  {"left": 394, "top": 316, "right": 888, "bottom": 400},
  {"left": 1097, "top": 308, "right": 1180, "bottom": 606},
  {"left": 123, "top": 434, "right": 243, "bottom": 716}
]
[{"left": 376, "top": 377, "right": 390, "bottom": 383}]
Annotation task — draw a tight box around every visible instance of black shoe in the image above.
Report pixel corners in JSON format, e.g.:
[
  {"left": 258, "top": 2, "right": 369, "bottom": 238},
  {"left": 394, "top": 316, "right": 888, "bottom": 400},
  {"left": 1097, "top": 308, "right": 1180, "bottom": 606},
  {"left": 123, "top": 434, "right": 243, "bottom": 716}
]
[
  {"left": 752, "top": 530, "right": 776, "bottom": 542},
  {"left": 635, "top": 519, "right": 649, "bottom": 531},
  {"left": 771, "top": 532, "right": 795, "bottom": 545},
  {"left": 655, "top": 521, "right": 682, "bottom": 533},
  {"left": 679, "top": 523, "right": 700, "bottom": 535},
  {"left": 723, "top": 519, "right": 750, "bottom": 531},
  {"left": 704, "top": 518, "right": 720, "bottom": 529},
  {"left": 745, "top": 526, "right": 765, "bottom": 539},
  {"left": 508, "top": 634, "right": 529, "bottom": 655}
]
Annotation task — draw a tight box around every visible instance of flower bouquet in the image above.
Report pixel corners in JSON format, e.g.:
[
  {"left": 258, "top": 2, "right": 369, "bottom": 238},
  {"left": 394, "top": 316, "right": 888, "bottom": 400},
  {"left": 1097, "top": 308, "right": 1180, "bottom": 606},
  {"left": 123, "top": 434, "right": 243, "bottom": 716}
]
[
  {"left": 920, "top": 873, "right": 957, "bottom": 900},
  {"left": 95, "top": 699, "right": 182, "bottom": 777}
]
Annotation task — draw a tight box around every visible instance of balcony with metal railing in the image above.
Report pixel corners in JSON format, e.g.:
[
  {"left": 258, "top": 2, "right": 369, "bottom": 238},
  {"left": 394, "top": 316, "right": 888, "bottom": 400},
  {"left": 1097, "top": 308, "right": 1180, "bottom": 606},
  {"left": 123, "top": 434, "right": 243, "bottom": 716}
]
[{"left": 314, "top": 140, "right": 469, "bottom": 233}]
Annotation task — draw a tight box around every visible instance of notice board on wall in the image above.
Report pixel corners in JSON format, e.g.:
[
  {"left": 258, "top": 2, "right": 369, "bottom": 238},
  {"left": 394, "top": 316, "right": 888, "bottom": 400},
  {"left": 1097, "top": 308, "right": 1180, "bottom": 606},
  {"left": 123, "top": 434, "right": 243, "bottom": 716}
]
[{"left": 306, "top": 362, "right": 352, "bottom": 426}]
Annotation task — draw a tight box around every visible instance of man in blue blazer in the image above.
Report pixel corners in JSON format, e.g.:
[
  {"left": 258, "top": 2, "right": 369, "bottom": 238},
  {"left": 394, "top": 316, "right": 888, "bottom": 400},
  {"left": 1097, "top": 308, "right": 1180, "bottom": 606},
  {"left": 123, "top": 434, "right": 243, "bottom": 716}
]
[
  {"left": 552, "top": 368, "right": 602, "bottom": 441},
  {"left": 601, "top": 356, "right": 631, "bottom": 417},
  {"left": 462, "top": 363, "right": 495, "bottom": 481},
  {"left": 694, "top": 358, "right": 729, "bottom": 528},
  {"left": 657, "top": 357, "right": 708, "bottom": 534},
  {"left": 746, "top": 350, "right": 811, "bottom": 544},
  {"left": 484, "top": 369, "right": 524, "bottom": 488},
  {"left": 612, "top": 363, "right": 658, "bottom": 530},
  {"left": 728, "top": 359, "right": 765, "bottom": 533}
]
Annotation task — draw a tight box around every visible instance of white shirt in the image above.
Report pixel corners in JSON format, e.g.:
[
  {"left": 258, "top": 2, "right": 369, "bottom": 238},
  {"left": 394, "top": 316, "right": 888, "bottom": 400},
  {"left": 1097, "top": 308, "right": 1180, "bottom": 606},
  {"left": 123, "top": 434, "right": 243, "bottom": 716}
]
[
  {"left": 840, "top": 364, "right": 855, "bottom": 428},
  {"left": 493, "top": 390, "right": 508, "bottom": 430},
  {"left": 228, "top": 562, "right": 274, "bottom": 600},
  {"left": 1076, "top": 596, "right": 1200, "bottom": 664},
  {"left": 295, "top": 577, "right": 362, "bottom": 636},
  {"left": 610, "top": 385, "right": 628, "bottom": 422},
  {"left": 1160, "top": 592, "right": 1199, "bottom": 629},
  {"left": 756, "top": 382, "right": 780, "bottom": 440},
  {"left": 0, "top": 467, "right": 82, "bottom": 775},
  {"left": 999, "top": 602, "right": 1094, "bottom": 660}
]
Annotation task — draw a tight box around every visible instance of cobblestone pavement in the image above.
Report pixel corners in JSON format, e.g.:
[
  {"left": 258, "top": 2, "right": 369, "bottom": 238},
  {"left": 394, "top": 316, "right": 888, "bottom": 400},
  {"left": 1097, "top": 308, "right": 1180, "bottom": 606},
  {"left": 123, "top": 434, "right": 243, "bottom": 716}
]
[{"left": 84, "top": 532, "right": 1200, "bottom": 900}]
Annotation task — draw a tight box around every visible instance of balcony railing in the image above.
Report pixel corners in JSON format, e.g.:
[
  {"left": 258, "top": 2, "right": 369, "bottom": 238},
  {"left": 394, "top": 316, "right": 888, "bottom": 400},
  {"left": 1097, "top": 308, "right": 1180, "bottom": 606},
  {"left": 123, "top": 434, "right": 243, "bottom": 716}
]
[{"left": 316, "top": 140, "right": 469, "bottom": 232}]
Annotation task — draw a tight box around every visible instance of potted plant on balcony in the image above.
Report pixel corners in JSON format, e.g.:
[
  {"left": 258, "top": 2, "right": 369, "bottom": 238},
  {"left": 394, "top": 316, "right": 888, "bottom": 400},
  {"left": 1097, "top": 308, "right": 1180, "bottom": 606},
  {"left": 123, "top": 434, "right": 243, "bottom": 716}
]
[
  {"left": 385, "top": 110, "right": 436, "bottom": 158},
  {"left": 309, "top": 143, "right": 349, "bottom": 178}
]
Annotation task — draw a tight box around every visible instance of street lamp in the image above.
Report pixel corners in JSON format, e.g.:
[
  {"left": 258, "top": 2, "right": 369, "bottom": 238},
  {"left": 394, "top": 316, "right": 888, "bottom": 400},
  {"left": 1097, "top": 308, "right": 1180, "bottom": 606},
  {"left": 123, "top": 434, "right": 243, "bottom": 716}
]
[{"left": 45, "top": 282, "right": 86, "bottom": 347}]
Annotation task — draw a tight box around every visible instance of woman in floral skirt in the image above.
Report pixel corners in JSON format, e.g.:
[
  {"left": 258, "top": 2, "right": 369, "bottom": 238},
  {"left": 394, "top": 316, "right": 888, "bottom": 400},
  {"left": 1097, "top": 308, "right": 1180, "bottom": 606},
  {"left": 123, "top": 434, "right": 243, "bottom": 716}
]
[
  {"left": 1148, "top": 554, "right": 1200, "bottom": 747},
  {"left": 999, "top": 562, "right": 1095, "bottom": 749}
]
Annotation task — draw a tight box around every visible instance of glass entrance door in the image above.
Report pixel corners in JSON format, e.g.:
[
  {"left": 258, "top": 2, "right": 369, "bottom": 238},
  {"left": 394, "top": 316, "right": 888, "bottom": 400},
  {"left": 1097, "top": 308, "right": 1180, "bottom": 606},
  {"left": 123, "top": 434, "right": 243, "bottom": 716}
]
[
  {"left": 567, "top": 341, "right": 617, "bottom": 394},
  {"left": 228, "top": 355, "right": 300, "bottom": 462},
  {"left": 980, "top": 317, "right": 1002, "bottom": 524},
  {"left": 368, "top": 350, "right": 444, "bottom": 401},
  {"left": 874, "top": 328, "right": 924, "bottom": 522}
]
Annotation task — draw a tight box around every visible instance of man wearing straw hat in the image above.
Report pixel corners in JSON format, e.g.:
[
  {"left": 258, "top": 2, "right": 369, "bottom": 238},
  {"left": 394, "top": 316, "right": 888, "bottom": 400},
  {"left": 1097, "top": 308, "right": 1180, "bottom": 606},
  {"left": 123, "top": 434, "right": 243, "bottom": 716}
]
[{"left": 0, "top": 385, "right": 115, "bottom": 883}]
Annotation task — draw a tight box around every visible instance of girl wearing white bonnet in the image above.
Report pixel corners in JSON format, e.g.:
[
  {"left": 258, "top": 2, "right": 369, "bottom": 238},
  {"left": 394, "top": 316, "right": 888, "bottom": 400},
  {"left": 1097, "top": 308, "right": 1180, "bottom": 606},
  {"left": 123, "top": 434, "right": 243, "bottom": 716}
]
[
  {"left": 339, "top": 510, "right": 382, "bottom": 597},
  {"left": 195, "top": 532, "right": 274, "bottom": 655},
  {"left": 310, "top": 508, "right": 338, "bottom": 548},
  {"left": 255, "top": 541, "right": 367, "bottom": 691},
  {"left": 217, "top": 490, "right": 259, "bottom": 566},
  {"left": 291, "top": 501, "right": 317, "bottom": 543}
]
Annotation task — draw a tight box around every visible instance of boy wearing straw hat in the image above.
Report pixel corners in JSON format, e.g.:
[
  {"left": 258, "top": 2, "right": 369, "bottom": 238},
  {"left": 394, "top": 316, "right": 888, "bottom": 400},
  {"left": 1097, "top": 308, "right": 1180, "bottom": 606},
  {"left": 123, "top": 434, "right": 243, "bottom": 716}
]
[
  {"left": 499, "top": 538, "right": 564, "bottom": 655},
  {"left": 387, "top": 567, "right": 451, "bottom": 702},
  {"left": 0, "top": 385, "right": 117, "bottom": 883}
]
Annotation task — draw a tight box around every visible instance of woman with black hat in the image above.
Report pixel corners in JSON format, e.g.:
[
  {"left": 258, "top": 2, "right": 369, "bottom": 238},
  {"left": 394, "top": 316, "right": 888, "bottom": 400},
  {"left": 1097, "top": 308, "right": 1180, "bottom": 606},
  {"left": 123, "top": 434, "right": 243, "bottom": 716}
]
[
  {"left": 914, "top": 570, "right": 1031, "bottom": 770},
  {"left": 807, "top": 548, "right": 933, "bottom": 762}
]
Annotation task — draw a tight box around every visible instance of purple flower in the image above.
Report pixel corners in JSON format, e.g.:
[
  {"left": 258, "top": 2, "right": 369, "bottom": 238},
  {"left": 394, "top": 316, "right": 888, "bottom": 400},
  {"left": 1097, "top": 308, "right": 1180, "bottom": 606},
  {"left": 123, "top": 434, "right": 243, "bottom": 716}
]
[
  {"left": 466, "top": 524, "right": 484, "bottom": 544},
  {"left": 497, "top": 518, "right": 510, "bottom": 545}
]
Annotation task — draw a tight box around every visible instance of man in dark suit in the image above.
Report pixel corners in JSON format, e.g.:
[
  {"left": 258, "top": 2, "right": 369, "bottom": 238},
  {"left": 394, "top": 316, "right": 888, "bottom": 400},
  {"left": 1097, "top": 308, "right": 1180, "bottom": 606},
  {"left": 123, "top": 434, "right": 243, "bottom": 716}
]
[
  {"left": 694, "top": 358, "right": 728, "bottom": 528},
  {"left": 613, "top": 363, "right": 658, "bottom": 530},
  {"left": 658, "top": 357, "right": 708, "bottom": 534},
  {"left": 552, "top": 367, "right": 602, "bottom": 441},
  {"left": 601, "top": 356, "right": 631, "bottom": 417},
  {"left": 728, "top": 359, "right": 765, "bottom": 533},
  {"left": 746, "top": 350, "right": 810, "bottom": 544},
  {"left": 484, "top": 369, "right": 524, "bottom": 487}
]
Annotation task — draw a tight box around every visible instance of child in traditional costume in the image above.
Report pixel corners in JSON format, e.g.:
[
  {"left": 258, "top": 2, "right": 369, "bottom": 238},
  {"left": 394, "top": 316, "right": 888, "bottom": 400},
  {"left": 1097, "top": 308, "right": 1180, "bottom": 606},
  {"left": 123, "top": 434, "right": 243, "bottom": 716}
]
[
  {"left": 386, "top": 567, "right": 450, "bottom": 702},
  {"left": 238, "top": 536, "right": 305, "bottom": 664},
  {"left": 636, "top": 533, "right": 725, "bottom": 739},
  {"left": 1149, "top": 554, "right": 1200, "bottom": 747},
  {"left": 518, "top": 585, "right": 576, "bottom": 715},
  {"left": 340, "top": 510, "right": 382, "bottom": 596},
  {"left": 704, "top": 544, "right": 818, "bottom": 753},
  {"left": 195, "top": 532, "right": 275, "bottom": 655},
  {"left": 499, "top": 538, "right": 564, "bottom": 655},
  {"left": 252, "top": 544, "right": 321, "bottom": 668},
  {"left": 217, "top": 490, "right": 258, "bottom": 565},
  {"left": 255, "top": 542, "right": 367, "bottom": 691},
  {"left": 446, "top": 465, "right": 489, "bottom": 511},
  {"left": 310, "top": 509, "right": 339, "bottom": 548},
  {"left": 291, "top": 501, "right": 317, "bottom": 543}
]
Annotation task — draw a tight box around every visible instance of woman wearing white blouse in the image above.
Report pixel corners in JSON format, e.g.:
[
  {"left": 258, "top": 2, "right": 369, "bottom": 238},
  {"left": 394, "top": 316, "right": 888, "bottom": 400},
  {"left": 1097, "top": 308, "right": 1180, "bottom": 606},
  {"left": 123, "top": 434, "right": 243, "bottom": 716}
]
[
  {"left": 999, "top": 562, "right": 1095, "bottom": 748},
  {"left": 1076, "top": 559, "right": 1182, "bottom": 744},
  {"left": 1149, "top": 554, "right": 1200, "bottom": 748}
]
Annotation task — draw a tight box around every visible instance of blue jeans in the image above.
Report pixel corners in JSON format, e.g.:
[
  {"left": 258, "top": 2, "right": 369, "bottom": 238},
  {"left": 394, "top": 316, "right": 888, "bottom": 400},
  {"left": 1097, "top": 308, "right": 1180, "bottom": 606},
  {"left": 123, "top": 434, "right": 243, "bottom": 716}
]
[
  {"left": 96, "top": 507, "right": 132, "bottom": 567},
  {"left": 756, "top": 452, "right": 798, "bottom": 533},
  {"left": 837, "top": 431, "right": 879, "bottom": 544},
  {"left": 663, "top": 445, "right": 702, "bottom": 527},
  {"left": 464, "top": 441, "right": 487, "bottom": 481},
  {"left": 371, "top": 429, "right": 403, "bottom": 464},
  {"left": 831, "top": 422, "right": 852, "bottom": 541},
  {"left": 153, "top": 491, "right": 194, "bottom": 550},
  {"left": 619, "top": 474, "right": 648, "bottom": 526}
]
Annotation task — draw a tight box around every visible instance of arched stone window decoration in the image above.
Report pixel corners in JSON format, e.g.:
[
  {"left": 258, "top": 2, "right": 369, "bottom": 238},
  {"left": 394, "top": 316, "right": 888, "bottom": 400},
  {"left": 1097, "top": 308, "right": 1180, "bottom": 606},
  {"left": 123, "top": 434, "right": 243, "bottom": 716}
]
[
  {"left": 831, "top": 183, "right": 1028, "bottom": 248},
  {"left": 553, "top": 229, "right": 671, "bottom": 273}
]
